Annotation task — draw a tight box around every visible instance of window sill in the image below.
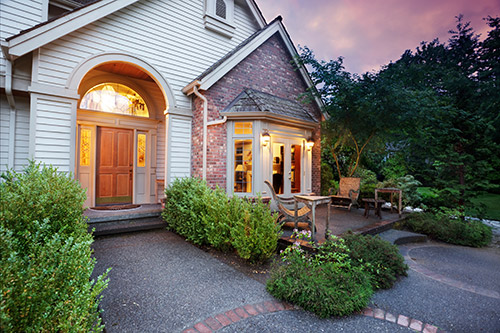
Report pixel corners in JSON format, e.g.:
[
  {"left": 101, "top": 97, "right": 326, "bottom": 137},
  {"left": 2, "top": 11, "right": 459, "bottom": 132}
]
[{"left": 204, "top": 13, "right": 235, "bottom": 38}]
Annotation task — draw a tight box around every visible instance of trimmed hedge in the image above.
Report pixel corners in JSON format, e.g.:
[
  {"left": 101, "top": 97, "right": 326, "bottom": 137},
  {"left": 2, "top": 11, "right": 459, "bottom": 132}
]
[
  {"left": 404, "top": 212, "right": 492, "bottom": 247},
  {"left": 0, "top": 162, "right": 109, "bottom": 331},
  {"left": 162, "top": 177, "right": 281, "bottom": 263}
]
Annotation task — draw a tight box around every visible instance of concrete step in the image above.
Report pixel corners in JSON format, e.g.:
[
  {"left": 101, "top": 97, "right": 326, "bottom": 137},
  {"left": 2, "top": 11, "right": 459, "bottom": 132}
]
[
  {"left": 87, "top": 211, "right": 166, "bottom": 236},
  {"left": 377, "top": 229, "right": 427, "bottom": 245}
]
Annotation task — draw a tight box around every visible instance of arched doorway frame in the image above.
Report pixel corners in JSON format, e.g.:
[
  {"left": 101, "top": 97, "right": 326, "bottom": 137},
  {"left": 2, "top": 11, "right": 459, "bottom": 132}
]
[{"left": 68, "top": 53, "right": 174, "bottom": 207}]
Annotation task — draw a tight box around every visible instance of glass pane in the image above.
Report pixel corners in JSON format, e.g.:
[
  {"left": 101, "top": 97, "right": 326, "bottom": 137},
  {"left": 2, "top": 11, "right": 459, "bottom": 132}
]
[
  {"left": 80, "top": 128, "right": 91, "bottom": 166},
  {"left": 234, "top": 139, "right": 252, "bottom": 193},
  {"left": 80, "top": 83, "right": 149, "bottom": 117},
  {"left": 234, "top": 122, "right": 252, "bottom": 135},
  {"left": 291, "top": 144, "right": 301, "bottom": 193},
  {"left": 272, "top": 143, "right": 284, "bottom": 194},
  {"left": 137, "top": 134, "right": 146, "bottom": 167}
]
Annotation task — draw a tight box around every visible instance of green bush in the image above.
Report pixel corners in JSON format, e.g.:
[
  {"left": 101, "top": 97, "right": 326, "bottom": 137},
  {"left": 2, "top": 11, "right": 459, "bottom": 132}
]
[
  {"left": 405, "top": 212, "right": 492, "bottom": 247},
  {"left": 379, "top": 175, "right": 422, "bottom": 208},
  {"left": 0, "top": 161, "right": 87, "bottom": 239},
  {"left": 162, "top": 177, "right": 211, "bottom": 245},
  {"left": 353, "top": 168, "right": 378, "bottom": 199},
  {"left": 342, "top": 232, "right": 408, "bottom": 289},
  {"left": 267, "top": 235, "right": 373, "bottom": 318},
  {"left": 163, "top": 177, "right": 281, "bottom": 262},
  {"left": 231, "top": 197, "right": 281, "bottom": 263},
  {"left": 0, "top": 162, "right": 109, "bottom": 332}
]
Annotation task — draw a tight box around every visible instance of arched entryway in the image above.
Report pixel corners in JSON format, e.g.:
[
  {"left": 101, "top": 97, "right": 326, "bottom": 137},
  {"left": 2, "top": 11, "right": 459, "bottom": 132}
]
[{"left": 72, "top": 58, "right": 170, "bottom": 207}]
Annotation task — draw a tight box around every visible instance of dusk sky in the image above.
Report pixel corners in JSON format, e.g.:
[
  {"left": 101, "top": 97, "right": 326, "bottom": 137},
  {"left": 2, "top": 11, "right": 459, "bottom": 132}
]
[{"left": 256, "top": 0, "right": 500, "bottom": 75}]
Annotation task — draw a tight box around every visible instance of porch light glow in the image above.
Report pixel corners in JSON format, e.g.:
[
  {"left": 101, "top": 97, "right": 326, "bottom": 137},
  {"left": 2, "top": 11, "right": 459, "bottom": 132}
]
[
  {"left": 306, "top": 137, "right": 315, "bottom": 150},
  {"left": 262, "top": 130, "right": 271, "bottom": 147}
]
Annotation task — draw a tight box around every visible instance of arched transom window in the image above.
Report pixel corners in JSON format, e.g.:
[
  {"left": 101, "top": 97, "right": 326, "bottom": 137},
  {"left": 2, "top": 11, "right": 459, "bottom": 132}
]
[{"left": 80, "top": 83, "right": 149, "bottom": 117}]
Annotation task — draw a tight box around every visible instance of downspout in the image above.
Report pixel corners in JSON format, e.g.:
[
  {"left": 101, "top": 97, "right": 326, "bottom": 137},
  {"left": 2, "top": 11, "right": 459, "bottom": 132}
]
[
  {"left": 192, "top": 85, "right": 208, "bottom": 180},
  {"left": 3, "top": 46, "right": 17, "bottom": 169}
]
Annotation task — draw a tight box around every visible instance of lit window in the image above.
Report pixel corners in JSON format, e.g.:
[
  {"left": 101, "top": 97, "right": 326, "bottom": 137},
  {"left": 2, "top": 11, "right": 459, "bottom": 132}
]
[
  {"left": 80, "top": 83, "right": 149, "bottom": 117},
  {"left": 216, "top": 0, "right": 226, "bottom": 19},
  {"left": 137, "top": 134, "right": 146, "bottom": 167},
  {"left": 80, "top": 128, "right": 91, "bottom": 166},
  {"left": 234, "top": 140, "right": 252, "bottom": 193},
  {"left": 234, "top": 122, "right": 252, "bottom": 135}
]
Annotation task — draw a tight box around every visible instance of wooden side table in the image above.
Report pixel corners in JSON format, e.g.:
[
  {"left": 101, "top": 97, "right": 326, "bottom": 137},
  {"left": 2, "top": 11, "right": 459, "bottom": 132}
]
[
  {"left": 362, "top": 198, "right": 385, "bottom": 219},
  {"left": 375, "top": 188, "right": 402, "bottom": 217},
  {"left": 294, "top": 195, "right": 331, "bottom": 242}
]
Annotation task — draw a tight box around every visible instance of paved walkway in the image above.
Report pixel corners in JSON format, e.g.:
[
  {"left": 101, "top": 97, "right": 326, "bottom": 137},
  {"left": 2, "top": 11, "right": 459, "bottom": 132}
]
[{"left": 92, "top": 230, "right": 500, "bottom": 332}]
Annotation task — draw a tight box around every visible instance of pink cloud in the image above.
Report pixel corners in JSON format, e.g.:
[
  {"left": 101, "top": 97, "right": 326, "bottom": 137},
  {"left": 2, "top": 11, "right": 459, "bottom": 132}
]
[{"left": 256, "top": 0, "right": 500, "bottom": 74}]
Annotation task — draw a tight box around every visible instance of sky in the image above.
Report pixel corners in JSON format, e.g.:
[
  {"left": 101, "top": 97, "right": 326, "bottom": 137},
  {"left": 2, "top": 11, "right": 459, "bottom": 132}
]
[{"left": 256, "top": 0, "right": 500, "bottom": 75}]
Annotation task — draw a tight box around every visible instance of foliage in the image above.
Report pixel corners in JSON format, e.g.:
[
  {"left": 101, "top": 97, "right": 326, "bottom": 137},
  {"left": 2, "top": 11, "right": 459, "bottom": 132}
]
[
  {"left": 0, "top": 160, "right": 88, "bottom": 240},
  {"left": 342, "top": 232, "right": 408, "bottom": 289},
  {"left": 162, "top": 177, "right": 211, "bottom": 245},
  {"left": 267, "top": 233, "right": 373, "bottom": 318},
  {"left": 379, "top": 175, "right": 422, "bottom": 208},
  {"left": 404, "top": 212, "right": 492, "bottom": 247},
  {"left": 231, "top": 197, "right": 282, "bottom": 263},
  {"left": 0, "top": 163, "right": 109, "bottom": 332},
  {"left": 469, "top": 193, "right": 500, "bottom": 221},
  {"left": 163, "top": 177, "right": 281, "bottom": 262},
  {"left": 352, "top": 168, "right": 378, "bottom": 199}
]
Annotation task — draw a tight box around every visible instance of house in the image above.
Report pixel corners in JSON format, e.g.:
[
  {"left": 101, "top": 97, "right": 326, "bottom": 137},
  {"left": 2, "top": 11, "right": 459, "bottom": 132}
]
[{"left": 0, "top": 0, "right": 323, "bottom": 207}]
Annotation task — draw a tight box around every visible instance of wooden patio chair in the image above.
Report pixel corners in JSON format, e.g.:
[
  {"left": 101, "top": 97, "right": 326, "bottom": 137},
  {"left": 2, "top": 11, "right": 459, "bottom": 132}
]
[
  {"left": 329, "top": 177, "right": 361, "bottom": 211},
  {"left": 264, "top": 180, "right": 312, "bottom": 229}
]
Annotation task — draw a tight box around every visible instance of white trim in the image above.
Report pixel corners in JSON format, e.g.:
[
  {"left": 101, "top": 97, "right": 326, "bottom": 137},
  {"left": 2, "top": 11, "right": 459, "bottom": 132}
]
[
  {"left": 7, "top": 0, "right": 140, "bottom": 58},
  {"left": 29, "top": 82, "right": 80, "bottom": 100},
  {"left": 245, "top": 0, "right": 266, "bottom": 28},
  {"left": 222, "top": 111, "right": 318, "bottom": 129},
  {"left": 66, "top": 52, "right": 176, "bottom": 110}
]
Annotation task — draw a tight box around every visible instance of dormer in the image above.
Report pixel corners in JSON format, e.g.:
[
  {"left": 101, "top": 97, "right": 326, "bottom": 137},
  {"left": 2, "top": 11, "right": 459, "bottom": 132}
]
[{"left": 204, "top": 0, "right": 235, "bottom": 38}]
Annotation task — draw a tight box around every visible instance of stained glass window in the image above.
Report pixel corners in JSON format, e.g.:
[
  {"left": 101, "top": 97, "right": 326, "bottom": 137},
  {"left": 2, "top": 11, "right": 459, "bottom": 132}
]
[
  {"left": 137, "top": 134, "right": 146, "bottom": 167},
  {"left": 80, "top": 128, "right": 91, "bottom": 166},
  {"left": 80, "top": 83, "right": 149, "bottom": 117}
]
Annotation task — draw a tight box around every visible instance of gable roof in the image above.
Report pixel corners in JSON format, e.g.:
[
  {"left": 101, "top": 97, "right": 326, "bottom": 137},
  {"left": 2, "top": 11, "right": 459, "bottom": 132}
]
[
  {"left": 3, "top": 0, "right": 266, "bottom": 60},
  {"left": 222, "top": 88, "right": 318, "bottom": 124},
  {"left": 182, "top": 17, "right": 324, "bottom": 113}
]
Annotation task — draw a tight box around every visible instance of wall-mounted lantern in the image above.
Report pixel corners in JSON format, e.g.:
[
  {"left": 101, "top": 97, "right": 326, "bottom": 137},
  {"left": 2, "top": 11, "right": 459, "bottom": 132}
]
[
  {"left": 262, "top": 130, "right": 271, "bottom": 147},
  {"left": 306, "top": 137, "right": 315, "bottom": 150}
]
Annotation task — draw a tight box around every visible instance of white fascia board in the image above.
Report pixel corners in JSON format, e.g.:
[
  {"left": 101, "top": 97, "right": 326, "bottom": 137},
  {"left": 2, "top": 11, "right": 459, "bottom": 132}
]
[
  {"left": 245, "top": 0, "right": 266, "bottom": 28},
  {"left": 7, "top": 0, "right": 140, "bottom": 58},
  {"left": 222, "top": 111, "right": 318, "bottom": 129},
  {"left": 199, "top": 21, "right": 281, "bottom": 90}
]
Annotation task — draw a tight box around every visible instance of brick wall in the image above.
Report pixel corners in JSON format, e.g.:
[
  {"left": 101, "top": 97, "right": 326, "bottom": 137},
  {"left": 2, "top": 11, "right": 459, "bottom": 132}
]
[{"left": 191, "top": 32, "right": 322, "bottom": 193}]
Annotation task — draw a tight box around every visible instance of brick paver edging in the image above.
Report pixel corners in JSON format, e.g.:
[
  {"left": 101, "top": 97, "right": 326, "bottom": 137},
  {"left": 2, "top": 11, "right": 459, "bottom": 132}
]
[
  {"left": 182, "top": 301, "right": 444, "bottom": 333},
  {"left": 401, "top": 244, "right": 500, "bottom": 300}
]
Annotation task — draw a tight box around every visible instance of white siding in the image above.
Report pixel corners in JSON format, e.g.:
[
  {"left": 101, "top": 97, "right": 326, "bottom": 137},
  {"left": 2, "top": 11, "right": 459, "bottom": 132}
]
[
  {"left": 168, "top": 115, "right": 191, "bottom": 183},
  {"left": 36, "top": 0, "right": 260, "bottom": 109},
  {"left": 0, "top": 95, "right": 30, "bottom": 173},
  {"left": 33, "top": 96, "right": 73, "bottom": 172},
  {"left": 0, "top": 0, "right": 44, "bottom": 74}
]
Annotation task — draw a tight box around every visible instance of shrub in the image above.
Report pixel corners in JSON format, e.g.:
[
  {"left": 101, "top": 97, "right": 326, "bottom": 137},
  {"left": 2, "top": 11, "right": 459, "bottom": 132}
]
[
  {"left": 0, "top": 161, "right": 87, "bottom": 238},
  {"left": 405, "top": 211, "right": 492, "bottom": 247},
  {"left": 379, "top": 175, "right": 422, "bottom": 208},
  {"left": 163, "top": 178, "right": 281, "bottom": 262},
  {"left": 342, "top": 232, "right": 408, "bottom": 289},
  {"left": 0, "top": 163, "right": 109, "bottom": 332},
  {"left": 230, "top": 197, "right": 281, "bottom": 263},
  {"left": 267, "top": 234, "right": 373, "bottom": 317},
  {"left": 162, "top": 177, "right": 211, "bottom": 245},
  {"left": 353, "top": 168, "right": 378, "bottom": 199}
]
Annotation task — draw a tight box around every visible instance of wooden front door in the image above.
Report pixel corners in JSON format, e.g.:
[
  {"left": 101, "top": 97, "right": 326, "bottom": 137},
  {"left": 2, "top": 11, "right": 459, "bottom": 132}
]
[{"left": 96, "top": 127, "right": 133, "bottom": 205}]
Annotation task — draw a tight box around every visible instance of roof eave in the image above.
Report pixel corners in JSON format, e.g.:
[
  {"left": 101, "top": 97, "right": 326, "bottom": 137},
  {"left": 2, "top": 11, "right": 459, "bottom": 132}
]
[
  {"left": 6, "top": 0, "right": 140, "bottom": 59},
  {"left": 221, "top": 111, "right": 318, "bottom": 129}
]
